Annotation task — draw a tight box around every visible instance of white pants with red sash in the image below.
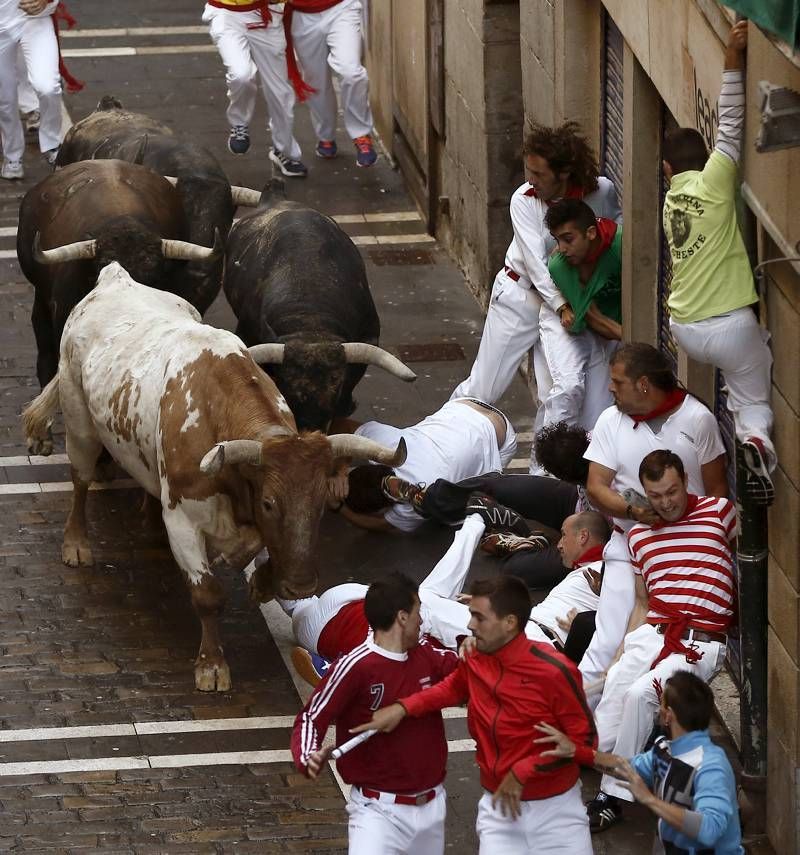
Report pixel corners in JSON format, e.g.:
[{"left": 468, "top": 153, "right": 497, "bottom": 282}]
[
  {"left": 203, "top": 3, "right": 302, "bottom": 159},
  {"left": 290, "top": 0, "right": 373, "bottom": 142},
  {"left": 595, "top": 622, "right": 726, "bottom": 801}
]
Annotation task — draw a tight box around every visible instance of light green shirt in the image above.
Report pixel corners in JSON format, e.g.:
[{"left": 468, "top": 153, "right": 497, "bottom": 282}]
[{"left": 663, "top": 151, "right": 757, "bottom": 323}]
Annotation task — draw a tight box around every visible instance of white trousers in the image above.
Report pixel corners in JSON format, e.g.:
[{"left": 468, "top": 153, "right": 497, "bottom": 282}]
[
  {"left": 597, "top": 623, "right": 726, "bottom": 800},
  {"left": 347, "top": 785, "right": 446, "bottom": 855},
  {"left": 0, "top": 16, "right": 62, "bottom": 160},
  {"left": 452, "top": 269, "right": 544, "bottom": 404},
  {"left": 203, "top": 4, "right": 301, "bottom": 159},
  {"left": 538, "top": 304, "right": 616, "bottom": 431},
  {"left": 670, "top": 307, "right": 775, "bottom": 470},
  {"left": 291, "top": 0, "right": 373, "bottom": 141},
  {"left": 475, "top": 782, "right": 592, "bottom": 854},
  {"left": 578, "top": 530, "right": 635, "bottom": 698},
  {"left": 16, "top": 45, "right": 37, "bottom": 114}
]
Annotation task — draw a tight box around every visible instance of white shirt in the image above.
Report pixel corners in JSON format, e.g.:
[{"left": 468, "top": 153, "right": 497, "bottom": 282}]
[
  {"left": 529, "top": 561, "right": 601, "bottom": 644},
  {"left": 0, "top": 0, "right": 56, "bottom": 37},
  {"left": 504, "top": 177, "right": 622, "bottom": 313},
  {"left": 355, "top": 400, "right": 517, "bottom": 533},
  {"left": 583, "top": 395, "right": 726, "bottom": 532}
]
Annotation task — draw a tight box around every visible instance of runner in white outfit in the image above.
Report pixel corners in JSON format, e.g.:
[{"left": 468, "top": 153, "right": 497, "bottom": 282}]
[
  {"left": 0, "top": 0, "right": 62, "bottom": 178},
  {"left": 449, "top": 123, "right": 620, "bottom": 471},
  {"left": 347, "top": 399, "right": 517, "bottom": 534},
  {"left": 283, "top": 0, "right": 377, "bottom": 166},
  {"left": 203, "top": 1, "right": 305, "bottom": 172},
  {"left": 579, "top": 344, "right": 727, "bottom": 702}
]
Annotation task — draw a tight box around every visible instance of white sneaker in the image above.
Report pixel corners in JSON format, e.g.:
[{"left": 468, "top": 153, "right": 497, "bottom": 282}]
[{"left": 1, "top": 159, "right": 24, "bottom": 180}]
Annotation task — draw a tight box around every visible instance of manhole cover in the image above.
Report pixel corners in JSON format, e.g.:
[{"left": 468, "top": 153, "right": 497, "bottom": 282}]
[
  {"left": 395, "top": 342, "right": 465, "bottom": 362},
  {"left": 369, "top": 248, "right": 435, "bottom": 266}
]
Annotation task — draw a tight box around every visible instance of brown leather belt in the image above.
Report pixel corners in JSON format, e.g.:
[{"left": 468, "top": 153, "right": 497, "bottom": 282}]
[
  {"left": 530, "top": 620, "right": 565, "bottom": 651},
  {"left": 360, "top": 786, "right": 437, "bottom": 806},
  {"left": 654, "top": 624, "right": 727, "bottom": 645}
]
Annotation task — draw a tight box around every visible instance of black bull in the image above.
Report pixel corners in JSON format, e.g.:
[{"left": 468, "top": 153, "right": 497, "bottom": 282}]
[
  {"left": 223, "top": 182, "right": 416, "bottom": 431},
  {"left": 56, "top": 96, "right": 234, "bottom": 315},
  {"left": 17, "top": 159, "right": 219, "bottom": 389}
]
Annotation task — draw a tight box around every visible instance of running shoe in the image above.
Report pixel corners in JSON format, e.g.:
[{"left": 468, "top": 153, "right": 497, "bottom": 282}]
[
  {"left": 0, "top": 159, "right": 24, "bottom": 180},
  {"left": 586, "top": 791, "right": 623, "bottom": 833},
  {"left": 381, "top": 475, "right": 426, "bottom": 511},
  {"left": 353, "top": 135, "right": 377, "bottom": 168},
  {"left": 227, "top": 125, "right": 250, "bottom": 155},
  {"left": 465, "top": 493, "right": 531, "bottom": 536},
  {"left": 480, "top": 532, "right": 549, "bottom": 556},
  {"left": 291, "top": 646, "right": 331, "bottom": 688},
  {"left": 741, "top": 437, "right": 775, "bottom": 505},
  {"left": 269, "top": 147, "right": 308, "bottom": 178},
  {"left": 316, "top": 139, "right": 338, "bottom": 159}
]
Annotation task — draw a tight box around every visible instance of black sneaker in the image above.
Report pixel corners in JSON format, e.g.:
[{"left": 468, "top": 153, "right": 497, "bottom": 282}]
[
  {"left": 269, "top": 148, "right": 308, "bottom": 178},
  {"left": 381, "top": 475, "right": 426, "bottom": 512},
  {"left": 480, "top": 532, "right": 549, "bottom": 556},
  {"left": 741, "top": 438, "right": 775, "bottom": 505},
  {"left": 464, "top": 493, "right": 531, "bottom": 536},
  {"left": 228, "top": 125, "right": 250, "bottom": 155},
  {"left": 586, "top": 791, "right": 622, "bottom": 833}
]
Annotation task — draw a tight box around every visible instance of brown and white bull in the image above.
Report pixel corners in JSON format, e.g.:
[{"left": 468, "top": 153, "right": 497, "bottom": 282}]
[{"left": 22, "top": 262, "right": 405, "bottom": 692}]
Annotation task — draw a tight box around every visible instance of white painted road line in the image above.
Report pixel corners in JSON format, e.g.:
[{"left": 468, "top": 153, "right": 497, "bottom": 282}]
[
  {"left": 61, "top": 26, "right": 208, "bottom": 38},
  {"left": 0, "top": 479, "right": 138, "bottom": 495},
  {"left": 0, "top": 756, "right": 150, "bottom": 777},
  {"left": 352, "top": 234, "right": 435, "bottom": 247},
  {"left": 0, "top": 212, "right": 423, "bottom": 242},
  {"left": 62, "top": 45, "right": 217, "bottom": 58},
  {"left": 0, "top": 453, "right": 70, "bottom": 467}
]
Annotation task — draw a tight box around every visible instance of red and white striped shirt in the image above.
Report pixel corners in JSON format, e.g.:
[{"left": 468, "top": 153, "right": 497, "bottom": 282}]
[{"left": 628, "top": 494, "right": 737, "bottom": 633}]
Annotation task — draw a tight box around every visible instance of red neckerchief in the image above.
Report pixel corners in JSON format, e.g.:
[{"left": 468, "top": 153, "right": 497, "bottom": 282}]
[
  {"left": 630, "top": 389, "right": 687, "bottom": 429},
  {"left": 283, "top": 0, "right": 344, "bottom": 101},
  {"left": 573, "top": 544, "right": 604, "bottom": 568},
  {"left": 53, "top": 3, "right": 84, "bottom": 93},
  {"left": 524, "top": 183, "right": 586, "bottom": 206},
  {"left": 650, "top": 494, "right": 699, "bottom": 530},
  {"left": 583, "top": 218, "right": 617, "bottom": 266}
]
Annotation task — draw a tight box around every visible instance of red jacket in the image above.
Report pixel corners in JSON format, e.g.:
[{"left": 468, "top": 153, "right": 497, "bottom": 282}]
[{"left": 401, "top": 633, "right": 597, "bottom": 800}]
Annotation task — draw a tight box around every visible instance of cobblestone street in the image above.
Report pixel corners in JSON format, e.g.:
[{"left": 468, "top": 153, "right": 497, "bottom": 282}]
[{"left": 0, "top": 1, "right": 693, "bottom": 852}]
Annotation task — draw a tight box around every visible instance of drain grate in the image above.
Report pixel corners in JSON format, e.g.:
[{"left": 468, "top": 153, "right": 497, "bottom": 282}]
[
  {"left": 369, "top": 248, "right": 435, "bottom": 266},
  {"left": 395, "top": 342, "right": 465, "bottom": 362}
]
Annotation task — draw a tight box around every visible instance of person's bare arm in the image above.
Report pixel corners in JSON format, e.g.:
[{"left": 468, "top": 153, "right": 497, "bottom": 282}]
[
  {"left": 586, "top": 462, "right": 660, "bottom": 525},
  {"left": 700, "top": 454, "right": 729, "bottom": 498},
  {"left": 724, "top": 19, "right": 747, "bottom": 71},
  {"left": 338, "top": 504, "right": 397, "bottom": 532},
  {"left": 585, "top": 302, "right": 622, "bottom": 341}
]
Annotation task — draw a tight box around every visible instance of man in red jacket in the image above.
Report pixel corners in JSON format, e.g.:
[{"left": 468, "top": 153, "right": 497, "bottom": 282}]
[
  {"left": 353, "top": 575, "right": 595, "bottom": 853},
  {"left": 291, "top": 572, "right": 457, "bottom": 855}
]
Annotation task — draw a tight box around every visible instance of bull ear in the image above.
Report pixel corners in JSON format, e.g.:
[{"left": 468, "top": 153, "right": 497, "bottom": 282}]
[
  {"left": 132, "top": 134, "right": 148, "bottom": 165},
  {"left": 199, "top": 439, "right": 263, "bottom": 475}
]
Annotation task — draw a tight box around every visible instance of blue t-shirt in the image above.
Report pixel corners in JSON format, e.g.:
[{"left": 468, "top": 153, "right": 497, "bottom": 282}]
[{"left": 630, "top": 730, "right": 743, "bottom": 854}]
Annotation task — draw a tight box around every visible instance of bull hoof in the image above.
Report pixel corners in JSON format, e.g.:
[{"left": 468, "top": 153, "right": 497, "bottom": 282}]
[
  {"left": 27, "top": 434, "right": 53, "bottom": 457},
  {"left": 62, "top": 540, "right": 94, "bottom": 567},
  {"left": 195, "top": 660, "right": 231, "bottom": 692}
]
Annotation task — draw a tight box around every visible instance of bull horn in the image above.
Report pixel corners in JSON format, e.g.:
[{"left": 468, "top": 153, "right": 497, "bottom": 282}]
[
  {"left": 132, "top": 134, "right": 148, "bottom": 165},
  {"left": 163, "top": 176, "right": 179, "bottom": 186},
  {"left": 230, "top": 185, "right": 262, "bottom": 207},
  {"left": 341, "top": 343, "right": 417, "bottom": 382},
  {"left": 199, "top": 439, "right": 263, "bottom": 475},
  {"left": 33, "top": 232, "right": 97, "bottom": 265},
  {"left": 161, "top": 235, "right": 219, "bottom": 262},
  {"left": 248, "top": 343, "right": 285, "bottom": 365},
  {"left": 328, "top": 435, "right": 407, "bottom": 467}
]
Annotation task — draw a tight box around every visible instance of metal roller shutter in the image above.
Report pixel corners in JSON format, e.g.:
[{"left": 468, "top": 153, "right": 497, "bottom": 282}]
[{"left": 600, "top": 14, "right": 624, "bottom": 194}]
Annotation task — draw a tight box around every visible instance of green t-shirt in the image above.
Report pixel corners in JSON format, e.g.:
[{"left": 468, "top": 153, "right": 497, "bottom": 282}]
[
  {"left": 663, "top": 151, "right": 757, "bottom": 323},
  {"left": 548, "top": 228, "right": 622, "bottom": 334}
]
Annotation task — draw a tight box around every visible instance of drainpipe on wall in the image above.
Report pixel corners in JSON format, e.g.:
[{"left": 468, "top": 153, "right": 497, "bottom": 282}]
[{"left": 736, "top": 445, "right": 768, "bottom": 833}]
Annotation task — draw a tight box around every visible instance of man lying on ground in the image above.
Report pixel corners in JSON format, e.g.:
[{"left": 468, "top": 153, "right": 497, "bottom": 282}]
[{"left": 286, "top": 507, "right": 608, "bottom": 686}]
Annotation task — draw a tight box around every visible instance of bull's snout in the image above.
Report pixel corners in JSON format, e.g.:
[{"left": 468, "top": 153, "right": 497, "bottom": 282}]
[{"left": 277, "top": 578, "right": 318, "bottom": 600}]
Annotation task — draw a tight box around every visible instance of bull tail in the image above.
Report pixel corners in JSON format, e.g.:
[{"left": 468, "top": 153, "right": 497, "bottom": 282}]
[{"left": 22, "top": 376, "right": 60, "bottom": 457}]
